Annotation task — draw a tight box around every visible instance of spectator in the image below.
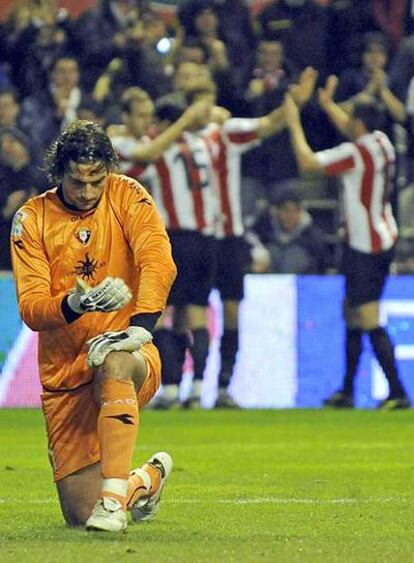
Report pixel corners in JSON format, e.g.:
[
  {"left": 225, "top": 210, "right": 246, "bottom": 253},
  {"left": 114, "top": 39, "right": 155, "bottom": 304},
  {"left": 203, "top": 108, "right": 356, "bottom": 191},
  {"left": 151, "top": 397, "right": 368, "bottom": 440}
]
[
  {"left": 2, "top": 2, "right": 37, "bottom": 94},
  {"left": 178, "top": 0, "right": 255, "bottom": 93},
  {"left": 176, "top": 0, "right": 242, "bottom": 110},
  {"left": 72, "top": 0, "right": 169, "bottom": 98},
  {"left": 3, "top": 0, "right": 74, "bottom": 98},
  {"left": 174, "top": 36, "right": 209, "bottom": 66},
  {"left": 173, "top": 61, "right": 211, "bottom": 97},
  {"left": 0, "top": 87, "right": 42, "bottom": 153},
  {"left": 335, "top": 32, "right": 406, "bottom": 129},
  {"left": 0, "top": 24, "right": 11, "bottom": 90},
  {"left": 394, "top": 157, "right": 414, "bottom": 274},
  {"left": 326, "top": 0, "right": 381, "bottom": 75},
  {"left": 369, "top": 0, "right": 412, "bottom": 52},
  {"left": 389, "top": 34, "right": 414, "bottom": 103},
  {"left": 241, "top": 38, "right": 300, "bottom": 225},
  {"left": 403, "top": 75, "right": 414, "bottom": 186},
  {"left": 211, "top": 0, "right": 256, "bottom": 85},
  {"left": 257, "top": 0, "right": 330, "bottom": 76},
  {"left": 0, "top": 128, "right": 46, "bottom": 270},
  {"left": 20, "top": 56, "right": 89, "bottom": 160},
  {"left": 153, "top": 62, "right": 218, "bottom": 122},
  {"left": 172, "top": 38, "right": 239, "bottom": 112},
  {"left": 252, "top": 182, "right": 327, "bottom": 274},
  {"left": 0, "top": 88, "right": 21, "bottom": 130}
]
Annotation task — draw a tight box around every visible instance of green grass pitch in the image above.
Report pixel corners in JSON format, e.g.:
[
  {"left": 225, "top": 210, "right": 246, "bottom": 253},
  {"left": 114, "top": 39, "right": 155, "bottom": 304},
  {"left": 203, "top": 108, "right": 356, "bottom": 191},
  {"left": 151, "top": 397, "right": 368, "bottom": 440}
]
[{"left": 1, "top": 408, "right": 414, "bottom": 562}]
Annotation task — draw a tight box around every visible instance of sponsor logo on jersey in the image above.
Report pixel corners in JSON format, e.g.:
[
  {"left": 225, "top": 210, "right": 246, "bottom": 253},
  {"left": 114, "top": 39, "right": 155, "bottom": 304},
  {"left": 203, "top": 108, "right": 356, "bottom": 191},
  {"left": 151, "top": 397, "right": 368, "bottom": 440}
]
[
  {"left": 75, "top": 228, "right": 91, "bottom": 246},
  {"left": 11, "top": 210, "right": 28, "bottom": 237},
  {"left": 68, "top": 253, "right": 105, "bottom": 281}
]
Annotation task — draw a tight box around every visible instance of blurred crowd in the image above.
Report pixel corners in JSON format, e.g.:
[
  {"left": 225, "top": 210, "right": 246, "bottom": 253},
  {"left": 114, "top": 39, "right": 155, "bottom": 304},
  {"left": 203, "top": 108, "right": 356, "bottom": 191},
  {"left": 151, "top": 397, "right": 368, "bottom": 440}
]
[{"left": 1, "top": 0, "right": 414, "bottom": 273}]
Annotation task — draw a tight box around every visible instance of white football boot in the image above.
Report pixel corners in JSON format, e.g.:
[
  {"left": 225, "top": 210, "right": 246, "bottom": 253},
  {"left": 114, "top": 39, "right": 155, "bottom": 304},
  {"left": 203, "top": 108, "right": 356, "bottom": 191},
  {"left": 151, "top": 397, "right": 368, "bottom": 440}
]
[
  {"left": 86, "top": 497, "right": 127, "bottom": 532},
  {"left": 130, "top": 452, "right": 173, "bottom": 522}
]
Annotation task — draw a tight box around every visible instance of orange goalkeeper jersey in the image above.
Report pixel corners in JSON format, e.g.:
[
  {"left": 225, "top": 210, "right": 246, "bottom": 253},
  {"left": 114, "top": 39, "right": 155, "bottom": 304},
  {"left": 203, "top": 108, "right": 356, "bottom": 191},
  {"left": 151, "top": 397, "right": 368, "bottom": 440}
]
[{"left": 10, "top": 173, "right": 176, "bottom": 391}]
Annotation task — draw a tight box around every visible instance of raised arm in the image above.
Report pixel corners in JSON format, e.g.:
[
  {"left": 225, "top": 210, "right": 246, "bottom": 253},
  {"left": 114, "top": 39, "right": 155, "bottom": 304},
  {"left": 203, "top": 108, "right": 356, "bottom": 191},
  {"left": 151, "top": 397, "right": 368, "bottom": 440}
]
[
  {"left": 373, "top": 69, "right": 406, "bottom": 123},
  {"left": 128, "top": 100, "right": 208, "bottom": 163},
  {"left": 318, "top": 75, "right": 353, "bottom": 137},
  {"left": 338, "top": 70, "right": 406, "bottom": 124},
  {"left": 257, "top": 67, "right": 318, "bottom": 139},
  {"left": 284, "top": 94, "right": 323, "bottom": 172}
]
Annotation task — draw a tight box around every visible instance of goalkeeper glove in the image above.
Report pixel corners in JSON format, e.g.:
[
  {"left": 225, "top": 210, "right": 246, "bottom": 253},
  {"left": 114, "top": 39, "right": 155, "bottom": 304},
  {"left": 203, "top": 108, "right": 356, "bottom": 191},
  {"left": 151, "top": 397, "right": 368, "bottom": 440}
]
[
  {"left": 67, "top": 277, "right": 132, "bottom": 314},
  {"left": 86, "top": 326, "right": 153, "bottom": 368}
]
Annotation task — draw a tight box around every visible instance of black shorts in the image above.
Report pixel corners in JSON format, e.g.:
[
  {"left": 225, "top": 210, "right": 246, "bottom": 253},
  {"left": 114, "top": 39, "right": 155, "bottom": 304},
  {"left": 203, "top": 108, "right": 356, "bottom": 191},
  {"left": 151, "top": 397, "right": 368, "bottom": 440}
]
[
  {"left": 215, "top": 236, "right": 249, "bottom": 301},
  {"left": 341, "top": 244, "right": 395, "bottom": 307},
  {"left": 167, "top": 230, "right": 217, "bottom": 307}
]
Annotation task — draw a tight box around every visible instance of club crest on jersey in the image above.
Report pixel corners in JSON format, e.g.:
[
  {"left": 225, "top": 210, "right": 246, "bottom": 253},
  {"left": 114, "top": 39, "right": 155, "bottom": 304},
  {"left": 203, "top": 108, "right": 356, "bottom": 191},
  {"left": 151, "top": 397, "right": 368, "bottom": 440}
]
[
  {"left": 75, "top": 228, "right": 91, "bottom": 246},
  {"left": 11, "top": 210, "right": 28, "bottom": 237}
]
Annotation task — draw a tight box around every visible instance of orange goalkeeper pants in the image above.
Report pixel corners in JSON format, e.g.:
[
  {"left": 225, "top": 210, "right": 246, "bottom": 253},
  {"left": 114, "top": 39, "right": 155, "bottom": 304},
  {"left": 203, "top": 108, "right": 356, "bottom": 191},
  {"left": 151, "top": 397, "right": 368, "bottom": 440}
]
[{"left": 41, "top": 342, "right": 161, "bottom": 481}]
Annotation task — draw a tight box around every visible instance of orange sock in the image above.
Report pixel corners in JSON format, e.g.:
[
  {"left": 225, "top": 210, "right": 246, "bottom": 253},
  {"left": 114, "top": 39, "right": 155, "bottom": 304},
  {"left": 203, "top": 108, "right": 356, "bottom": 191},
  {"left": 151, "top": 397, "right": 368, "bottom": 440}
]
[{"left": 98, "top": 379, "right": 139, "bottom": 482}]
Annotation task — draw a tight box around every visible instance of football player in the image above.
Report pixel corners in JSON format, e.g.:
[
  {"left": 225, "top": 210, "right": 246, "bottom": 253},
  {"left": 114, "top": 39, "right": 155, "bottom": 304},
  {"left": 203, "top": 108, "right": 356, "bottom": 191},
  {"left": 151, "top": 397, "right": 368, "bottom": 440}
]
[{"left": 10, "top": 120, "right": 177, "bottom": 531}]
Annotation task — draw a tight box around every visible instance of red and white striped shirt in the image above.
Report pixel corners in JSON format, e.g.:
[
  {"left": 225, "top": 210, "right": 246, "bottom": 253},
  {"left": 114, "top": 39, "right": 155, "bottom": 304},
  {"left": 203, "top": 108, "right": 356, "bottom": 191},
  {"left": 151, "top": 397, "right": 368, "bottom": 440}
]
[
  {"left": 315, "top": 130, "right": 398, "bottom": 254},
  {"left": 142, "top": 132, "right": 218, "bottom": 235},
  {"left": 111, "top": 133, "right": 148, "bottom": 178},
  {"left": 111, "top": 131, "right": 218, "bottom": 235},
  {"left": 202, "top": 119, "right": 260, "bottom": 238}
]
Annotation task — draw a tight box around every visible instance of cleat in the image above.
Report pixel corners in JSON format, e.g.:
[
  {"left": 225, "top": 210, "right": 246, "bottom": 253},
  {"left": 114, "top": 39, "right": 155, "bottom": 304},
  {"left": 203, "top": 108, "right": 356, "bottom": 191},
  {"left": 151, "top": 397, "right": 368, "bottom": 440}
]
[
  {"left": 130, "top": 452, "right": 173, "bottom": 522},
  {"left": 86, "top": 497, "right": 127, "bottom": 532},
  {"left": 323, "top": 391, "right": 354, "bottom": 408},
  {"left": 214, "top": 390, "right": 240, "bottom": 409},
  {"left": 377, "top": 396, "right": 411, "bottom": 410}
]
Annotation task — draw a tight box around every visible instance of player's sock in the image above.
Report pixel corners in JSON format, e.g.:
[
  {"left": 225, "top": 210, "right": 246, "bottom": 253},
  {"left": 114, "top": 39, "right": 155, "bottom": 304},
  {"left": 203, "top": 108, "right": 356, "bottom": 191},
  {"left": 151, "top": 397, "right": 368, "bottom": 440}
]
[
  {"left": 191, "top": 379, "right": 203, "bottom": 400},
  {"left": 101, "top": 483, "right": 128, "bottom": 510},
  {"left": 342, "top": 328, "right": 363, "bottom": 396},
  {"left": 153, "top": 329, "right": 188, "bottom": 385},
  {"left": 368, "top": 326, "right": 406, "bottom": 398},
  {"left": 174, "top": 331, "right": 190, "bottom": 372},
  {"left": 153, "top": 328, "right": 179, "bottom": 385},
  {"left": 218, "top": 328, "right": 238, "bottom": 389},
  {"left": 163, "top": 384, "right": 180, "bottom": 401},
  {"left": 98, "top": 379, "right": 139, "bottom": 507},
  {"left": 190, "top": 328, "right": 209, "bottom": 386}
]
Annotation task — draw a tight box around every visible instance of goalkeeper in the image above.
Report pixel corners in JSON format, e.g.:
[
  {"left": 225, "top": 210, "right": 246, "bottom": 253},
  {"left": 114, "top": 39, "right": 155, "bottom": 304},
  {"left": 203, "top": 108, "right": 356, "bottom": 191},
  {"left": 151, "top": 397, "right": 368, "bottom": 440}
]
[{"left": 10, "top": 120, "right": 177, "bottom": 532}]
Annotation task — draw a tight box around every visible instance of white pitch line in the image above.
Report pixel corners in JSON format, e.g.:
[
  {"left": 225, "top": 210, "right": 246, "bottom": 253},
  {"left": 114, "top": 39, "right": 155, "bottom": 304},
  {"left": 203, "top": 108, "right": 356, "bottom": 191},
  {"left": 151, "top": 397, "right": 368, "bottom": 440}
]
[
  {"left": 142, "top": 442, "right": 411, "bottom": 451},
  {"left": 0, "top": 496, "right": 409, "bottom": 506},
  {"left": 216, "top": 497, "right": 408, "bottom": 505}
]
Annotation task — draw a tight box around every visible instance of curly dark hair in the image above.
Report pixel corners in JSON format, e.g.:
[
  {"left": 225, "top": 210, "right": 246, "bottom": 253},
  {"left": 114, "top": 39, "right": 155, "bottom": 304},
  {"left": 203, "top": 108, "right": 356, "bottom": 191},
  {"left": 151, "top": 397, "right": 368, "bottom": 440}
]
[{"left": 44, "top": 120, "right": 119, "bottom": 183}]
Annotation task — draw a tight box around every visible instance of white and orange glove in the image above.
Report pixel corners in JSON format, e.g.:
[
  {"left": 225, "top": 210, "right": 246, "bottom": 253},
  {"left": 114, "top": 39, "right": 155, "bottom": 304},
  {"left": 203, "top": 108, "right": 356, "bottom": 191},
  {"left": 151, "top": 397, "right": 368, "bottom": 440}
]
[
  {"left": 67, "top": 277, "right": 132, "bottom": 314},
  {"left": 86, "top": 326, "right": 153, "bottom": 368}
]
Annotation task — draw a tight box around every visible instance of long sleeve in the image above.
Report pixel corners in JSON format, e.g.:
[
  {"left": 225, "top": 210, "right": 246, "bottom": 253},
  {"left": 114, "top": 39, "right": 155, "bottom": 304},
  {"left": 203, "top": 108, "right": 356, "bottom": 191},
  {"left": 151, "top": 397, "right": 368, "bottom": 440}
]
[
  {"left": 10, "top": 202, "right": 68, "bottom": 331},
  {"left": 115, "top": 177, "right": 177, "bottom": 317}
]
